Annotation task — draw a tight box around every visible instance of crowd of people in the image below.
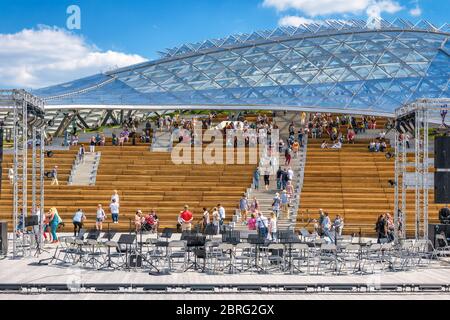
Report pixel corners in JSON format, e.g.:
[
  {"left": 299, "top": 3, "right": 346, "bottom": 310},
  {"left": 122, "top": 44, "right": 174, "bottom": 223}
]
[{"left": 308, "top": 209, "right": 345, "bottom": 243}]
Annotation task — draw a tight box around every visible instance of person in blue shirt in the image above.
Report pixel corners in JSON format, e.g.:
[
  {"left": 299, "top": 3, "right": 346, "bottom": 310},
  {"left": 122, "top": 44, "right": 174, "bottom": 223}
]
[
  {"left": 253, "top": 167, "right": 260, "bottom": 190},
  {"left": 239, "top": 194, "right": 249, "bottom": 223},
  {"left": 280, "top": 190, "right": 290, "bottom": 219}
]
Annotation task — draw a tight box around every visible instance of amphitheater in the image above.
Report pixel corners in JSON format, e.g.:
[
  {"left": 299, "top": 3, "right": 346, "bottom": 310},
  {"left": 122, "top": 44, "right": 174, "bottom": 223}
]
[{"left": 0, "top": 19, "right": 449, "bottom": 300}]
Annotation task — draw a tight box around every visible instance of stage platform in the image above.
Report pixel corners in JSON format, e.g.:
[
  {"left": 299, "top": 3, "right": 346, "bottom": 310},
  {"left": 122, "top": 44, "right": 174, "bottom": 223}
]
[{"left": 1, "top": 235, "right": 449, "bottom": 299}]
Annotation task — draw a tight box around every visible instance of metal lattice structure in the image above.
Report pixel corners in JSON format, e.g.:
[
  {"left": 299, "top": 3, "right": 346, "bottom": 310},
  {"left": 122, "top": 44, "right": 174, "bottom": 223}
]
[
  {"left": 0, "top": 90, "right": 45, "bottom": 257},
  {"left": 18, "top": 19, "right": 444, "bottom": 123},
  {"left": 394, "top": 98, "right": 450, "bottom": 241}
]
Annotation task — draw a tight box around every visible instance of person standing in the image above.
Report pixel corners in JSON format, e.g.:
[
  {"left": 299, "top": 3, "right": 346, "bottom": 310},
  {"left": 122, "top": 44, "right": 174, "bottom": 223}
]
[
  {"left": 272, "top": 193, "right": 281, "bottom": 219},
  {"left": 202, "top": 208, "right": 210, "bottom": 232},
  {"left": 110, "top": 198, "right": 120, "bottom": 224},
  {"left": 51, "top": 166, "right": 59, "bottom": 186},
  {"left": 256, "top": 212, "right": 269, "bottom": 239},
  {"left": 180, "top": 205, "right": 193, "bottom": 232},
  {"left": 264, "top": 169, "right": 271, "bottom": 191},
  {"left": 90, "top": 136, "right": 96, "bottom": 153},
  {"left": 276, "top": 167, "right": 283, "bottom": 190},
  {"left": 211, "top": 207, "right": 220, "bottom": 235},
  {"left": 239, "top": 194, "right": 249, "bottom": 224},
  {"left": 8, "top": 167, "right": 14, "bottom": 184},
  {"left": 48, "top": 207, "right": 62, "bottom": 243},
  {"left": 72, "top": 209, "right": 86, "bottom": 237},
  {"left": 111, "top": 190, "right": 120, "bottom": 205},
  {"left": 253, "top": 167, "right": 260, "bottom": 190},
  {"left": 96, "top": 204, "right": 106, "bottom": 231},
  {"left": 268, "top": 212, "right": 278, "bottom": 241},
  {"left": 78, "top": 144, "right": 85, "bottom": 164},
  {"left": 322, "top": 212, "right": 333, "bottom": 243},
  {"left": 280, "top": 190, "right": 289, "bottom": 219},
  {"left": 218, "top": 204, "right": 226, "bottom": 229},
  {"left": 375, "top": 214, "right": 387, "bottom": 244}
]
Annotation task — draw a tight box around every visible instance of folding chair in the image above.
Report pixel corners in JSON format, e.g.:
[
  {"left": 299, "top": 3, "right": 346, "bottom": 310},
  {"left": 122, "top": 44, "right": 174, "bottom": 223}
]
[
  {"left": 316, "top": 244, "right": 339, "bottom": 275},
  {"left": 263, "top": 243, "right": 286, "bottom": 273},
  {"left": 234, "top": 242, "right": 254, "bottom": 273},
  {"left": 341, "top": 244, "right": 361, "bottom": 274},
  {"left": 167, "top": 240, "right": 187, "bottom": 272},
  {"left": 291, "top": 243, "right": 310, "bottom": 274}
]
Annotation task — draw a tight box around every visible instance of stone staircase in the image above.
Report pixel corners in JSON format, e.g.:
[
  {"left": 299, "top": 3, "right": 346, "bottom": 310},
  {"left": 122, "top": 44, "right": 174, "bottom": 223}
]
[
  {"left": 232, "top": 112, "right": 307, "bottom": 232},
  {"left": 68, "top": 152, "right": 101, "bottom": 186}
]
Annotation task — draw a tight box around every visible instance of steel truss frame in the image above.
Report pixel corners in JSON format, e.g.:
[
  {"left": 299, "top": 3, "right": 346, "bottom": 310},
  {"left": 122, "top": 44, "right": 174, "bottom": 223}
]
[
  {"left": 394, "top": 98, "right": 450, "bottom": 241},
  {"left": 0, "top": 90, "right": 45, "bottom": 258}
]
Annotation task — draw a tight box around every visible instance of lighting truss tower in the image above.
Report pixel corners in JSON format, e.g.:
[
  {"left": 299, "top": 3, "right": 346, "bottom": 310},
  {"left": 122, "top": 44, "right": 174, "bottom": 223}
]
[
  {"left": 394, "top": 98, "right": 450, "bottom": 241},
  {"left": 0, "top": 90, "right": 45, "bottom": 258}
]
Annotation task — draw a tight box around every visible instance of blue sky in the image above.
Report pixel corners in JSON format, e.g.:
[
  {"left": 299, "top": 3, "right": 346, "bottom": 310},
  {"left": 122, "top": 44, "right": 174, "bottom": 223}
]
[{"left": 0, "top": 0, "right": 448, "bottom": 88}]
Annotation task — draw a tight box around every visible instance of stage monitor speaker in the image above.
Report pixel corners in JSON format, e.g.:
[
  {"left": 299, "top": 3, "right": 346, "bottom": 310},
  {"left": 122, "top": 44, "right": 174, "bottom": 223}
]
[
  {"left": 435, "top": 136, "right": 450, "bottom": 169},
  {"left": 0, "top": 221, "right": 8, "bottom": 256},
  {"left": 428, "top": 224, "right": 450, "bottom": 250},
  {"left": 435, "top": 172, "right": 450, "bottom": 204}
]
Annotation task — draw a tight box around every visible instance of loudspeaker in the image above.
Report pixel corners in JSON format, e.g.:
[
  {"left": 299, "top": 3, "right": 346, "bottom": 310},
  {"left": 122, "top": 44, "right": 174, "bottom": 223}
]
[
  {"left": 435, "top": 136, "right": 450, "bottom": 169},
  {"left": 129, "top": 254, "right": 143, "bottom": 268},
  {"left": 428, "top": 224, "right": 450, "bottom": 249},
  {"left": 0, "top": 127, "right": 3, "bottom": 195},
  {"left": 434, "top": 172, "right": 450, "bottom": 204},
  {"left": 0, "top": 221, "right": 8, "bottom": 256}
]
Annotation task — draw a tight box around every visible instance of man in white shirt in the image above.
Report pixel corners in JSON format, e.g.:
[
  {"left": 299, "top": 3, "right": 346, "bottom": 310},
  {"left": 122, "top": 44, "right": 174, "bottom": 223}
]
[
  {"left": 110, "top": 199, "right": 120, "bottom": 224},
  {"left": 287, "top": 167, "right": 294, "bottom": 181},
  {"left": 72, "top": 209, "right": 86, "bottom": 237},
  {"left": 218, "top": 204, "right": 226, "bottom": 228}
]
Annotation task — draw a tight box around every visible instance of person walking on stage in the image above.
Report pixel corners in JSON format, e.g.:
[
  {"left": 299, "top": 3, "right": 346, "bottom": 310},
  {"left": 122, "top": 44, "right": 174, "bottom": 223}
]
[
  {"left": 48, "top": 207, "right": 62, "bottom": 244},
  {"left": 72, "top": 209, "right": 86, "bottom": 237}
]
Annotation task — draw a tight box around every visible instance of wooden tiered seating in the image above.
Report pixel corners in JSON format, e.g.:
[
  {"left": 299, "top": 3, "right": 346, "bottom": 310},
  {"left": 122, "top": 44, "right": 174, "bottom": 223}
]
[
  {"left": 297, "top": 138, "right": 441, "bottom": 236},
  {"left": 0, "top": 140, "right": 256, "bottom": 232}
]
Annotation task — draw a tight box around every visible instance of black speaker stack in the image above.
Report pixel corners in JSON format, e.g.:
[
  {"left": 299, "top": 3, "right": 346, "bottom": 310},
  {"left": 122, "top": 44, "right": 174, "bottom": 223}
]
[
  {"left": 0, "top": 221, "right": 7, "bottom": 256},
  {"left": 0, "top": 126, "right": 3, "bottom": 195},
  {"left": 434, "top": 136, "right": 450, "bottom": 204},
  {"left": 428, "top": 223, "right": 450, "bottom": 250}
]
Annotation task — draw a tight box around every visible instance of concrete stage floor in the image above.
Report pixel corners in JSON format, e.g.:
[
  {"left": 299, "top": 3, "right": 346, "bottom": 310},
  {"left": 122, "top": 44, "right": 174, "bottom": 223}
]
[{"left": 1, "top": 237, "right": 449, "bottom": 300}]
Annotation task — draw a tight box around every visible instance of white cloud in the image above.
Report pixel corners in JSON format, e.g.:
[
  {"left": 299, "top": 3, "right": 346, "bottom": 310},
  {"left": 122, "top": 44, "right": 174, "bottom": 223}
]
[
  {"left": 263, "top": 0, "right": 403, "bottom": 17},
  {"left": 409, "top": 0, "right": 422, "bottom": 17},
  {"left": 278, "top": 16, "right": 317, "bottom": 27},
  {"left": 0, "top": 26, "right": 147, "bottom": 89}
]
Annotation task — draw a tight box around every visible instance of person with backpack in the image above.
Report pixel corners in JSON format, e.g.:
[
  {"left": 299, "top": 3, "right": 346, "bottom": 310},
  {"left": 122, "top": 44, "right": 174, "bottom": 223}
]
[{"left": 256, "top": 212, "right": 269, "bottom": 239}]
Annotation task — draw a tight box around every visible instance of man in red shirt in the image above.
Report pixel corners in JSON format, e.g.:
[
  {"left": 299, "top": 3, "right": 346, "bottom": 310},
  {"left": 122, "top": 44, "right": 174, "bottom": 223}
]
[{"left": 180, "top": 205, "right": 193, "bottom": 231}]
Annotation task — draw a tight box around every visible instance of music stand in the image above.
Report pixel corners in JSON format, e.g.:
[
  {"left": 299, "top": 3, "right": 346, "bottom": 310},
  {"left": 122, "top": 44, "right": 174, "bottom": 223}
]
[
  {"left": 183, "top": 233, "right": 206, "bottom": 272},
  {"left": 204, "top": 224, "right": 218, "bottom": 240},
  {"left": 102, "top": 231, "right": 116, "bottom": 241},
  {"left": 118, "top": 234, "right": 136, "bottom": 270},
  {"left": 98, "top": 231, "right": 118, "bottom": 271},
  {"left": 247, "top": 234, "right": 267, "bottom": 273},
  {"left": 86, "top": 230, "right": 100, "bottom": 240},
  {"left": 278, "top": 231, "right": 300, "bottom": 273}
]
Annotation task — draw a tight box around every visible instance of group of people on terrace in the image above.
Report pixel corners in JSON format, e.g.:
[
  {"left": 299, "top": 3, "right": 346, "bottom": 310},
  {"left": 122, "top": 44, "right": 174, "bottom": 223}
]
[{"left": 307, "top": 113, "right": 382, "bottom": 148}]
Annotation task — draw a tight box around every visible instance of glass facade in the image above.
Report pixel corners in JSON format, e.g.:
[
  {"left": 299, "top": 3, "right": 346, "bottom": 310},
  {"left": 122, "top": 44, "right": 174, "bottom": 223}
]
[{"left": 35, "top": 20, "right": 449, "bottom": 116}]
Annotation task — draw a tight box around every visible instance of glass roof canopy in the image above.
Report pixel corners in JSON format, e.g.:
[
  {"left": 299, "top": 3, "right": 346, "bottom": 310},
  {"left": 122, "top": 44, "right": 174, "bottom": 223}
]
[{"left": 34, "top": 19, "right": 450, "bottom": 116}]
